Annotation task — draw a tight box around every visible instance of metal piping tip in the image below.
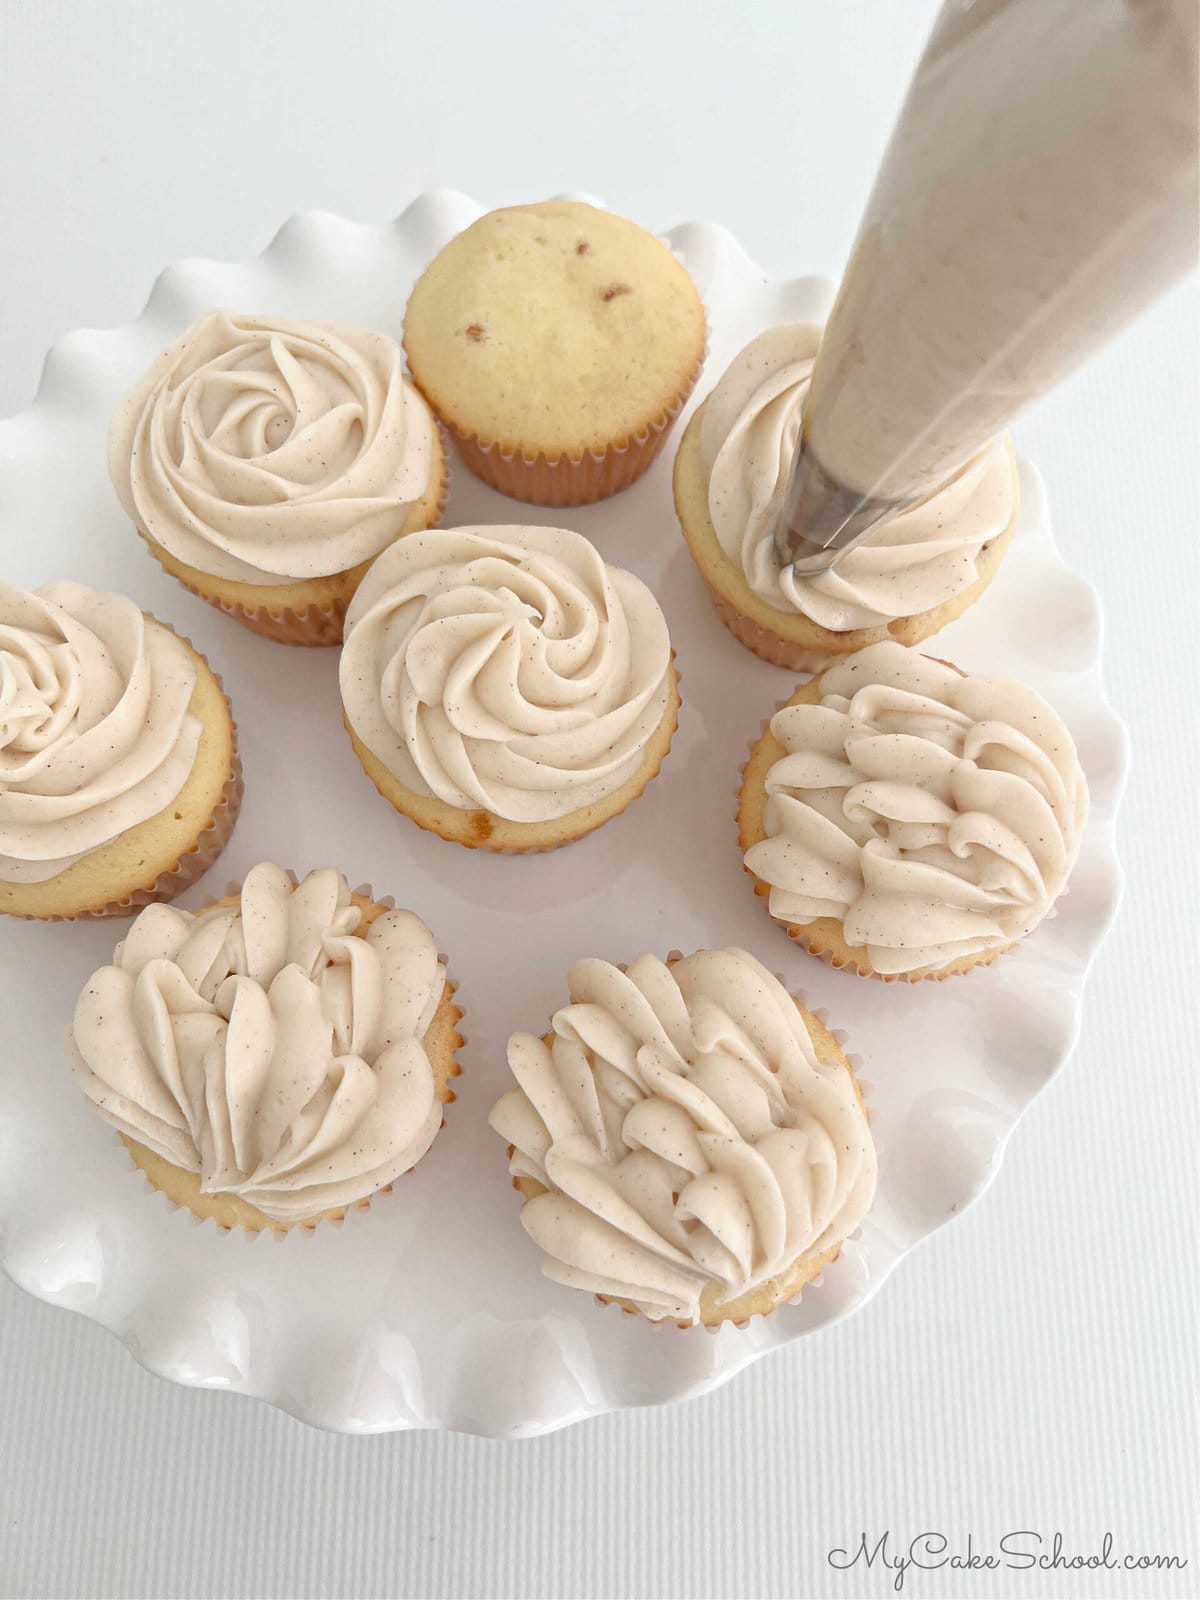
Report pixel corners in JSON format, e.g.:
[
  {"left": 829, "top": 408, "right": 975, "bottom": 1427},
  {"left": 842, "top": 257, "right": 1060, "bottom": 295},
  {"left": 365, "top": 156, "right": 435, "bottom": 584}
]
[{"left": 773, "top": 442, "right": 907, "bottom": 576}]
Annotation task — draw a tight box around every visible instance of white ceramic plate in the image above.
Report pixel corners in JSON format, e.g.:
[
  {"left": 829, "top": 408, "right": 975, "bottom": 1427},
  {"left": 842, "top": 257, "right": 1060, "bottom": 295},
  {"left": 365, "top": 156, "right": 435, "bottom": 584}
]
[{"left": 0, "top": 192, "right": 1126, "bottom": 1437}]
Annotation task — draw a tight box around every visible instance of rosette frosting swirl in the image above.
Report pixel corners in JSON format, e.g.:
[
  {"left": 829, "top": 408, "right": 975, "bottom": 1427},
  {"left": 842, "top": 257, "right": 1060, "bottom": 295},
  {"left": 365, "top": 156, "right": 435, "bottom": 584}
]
[
  {"left": 65, "top": 864, "right": 447, "bottom": 1222},
  {"left": 744, "top": 642, "right": 1088, "bottom": 973},
  {"left": 108, "top": 310, "right": 434, "bottom": 586},
  {"left": 489, "top": 948, "right": 876, "bottom": 1323},
  {"left": 700, "top": 323, "right": 1016, "bottom": 630},
  {"left": 0, "top": 581, "right": 200, "bottom": 884},
  {"left": 340, "top": 525, "right": 673, "bottom": 823}
]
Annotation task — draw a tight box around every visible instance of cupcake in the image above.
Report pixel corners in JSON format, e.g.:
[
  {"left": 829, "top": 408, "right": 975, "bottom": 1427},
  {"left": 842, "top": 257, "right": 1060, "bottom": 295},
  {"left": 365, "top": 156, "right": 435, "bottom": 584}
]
[
  {"left": 738, "top": 641, "right": 1088, "bottom": 980},
  {"left": 489, "top": 947, "right": 876, "bottom": 1327},
  {"left": 0, "top": 580, "right": 240, "bottom": 921},
  {"left": 108, "top": 310, "right": 448, "bottom": 645},
  {"left": 402, "top": 201, "right": 705, "bottom": 505},
  {"left": 65, "top": 863, "right": 463, "bottom": 1232},
  {"left": 673, "top": 322, "right": 1019, "bottom": 671},
  {"left": 340, "top": 525, "right": 680, "bottom": 851}
]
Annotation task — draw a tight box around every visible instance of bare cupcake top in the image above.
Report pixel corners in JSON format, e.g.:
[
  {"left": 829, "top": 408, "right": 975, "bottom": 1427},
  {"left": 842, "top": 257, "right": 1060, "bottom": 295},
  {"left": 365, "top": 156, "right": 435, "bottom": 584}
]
[
  {"left": 108, "top": 310, "right": 434, "bottom": 586},
  {"left": 403, "top": 201, "right": 706, "bottom": 456}
]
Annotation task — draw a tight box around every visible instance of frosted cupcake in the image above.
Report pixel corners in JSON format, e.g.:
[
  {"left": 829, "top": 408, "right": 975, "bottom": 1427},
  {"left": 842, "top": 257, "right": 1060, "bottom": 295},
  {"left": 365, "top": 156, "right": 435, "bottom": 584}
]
[
  {"left": 65, "top": 864, "right": 463, "bottom": 1232},
  {"left": 739, "top": 641, "right": 1088, "bottom": 980},
  {"left": 340, "top": 525, "right": 680, "bottom": 851},
  {"left": 403, "top": 201, "right": 705, "bottom": 505},
  {"left": 108, "top": 310, "right": 448, "bottom": 645},
  {"left": 489, "top": 947, "right": 876, "bottom": 1327},
  {"left": 673, "top": 323, "right": 1019, "bottom": 671},
  {"left": 0, "top": 580, "right": 240, "bottom": 921}
]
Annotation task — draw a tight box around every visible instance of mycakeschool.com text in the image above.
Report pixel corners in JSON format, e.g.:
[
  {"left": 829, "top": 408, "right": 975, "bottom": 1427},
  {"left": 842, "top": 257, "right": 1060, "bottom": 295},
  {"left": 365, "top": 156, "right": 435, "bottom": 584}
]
[{"left": 826, "top": 1530, "right": 1189, "bottom": 1592}]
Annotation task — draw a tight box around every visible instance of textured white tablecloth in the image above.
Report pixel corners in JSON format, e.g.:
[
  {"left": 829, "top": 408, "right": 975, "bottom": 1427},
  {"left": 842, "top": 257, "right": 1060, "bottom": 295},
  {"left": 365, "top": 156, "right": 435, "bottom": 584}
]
[{"left": 0, "top": 3, "right": 1195, "bottom": 1596}]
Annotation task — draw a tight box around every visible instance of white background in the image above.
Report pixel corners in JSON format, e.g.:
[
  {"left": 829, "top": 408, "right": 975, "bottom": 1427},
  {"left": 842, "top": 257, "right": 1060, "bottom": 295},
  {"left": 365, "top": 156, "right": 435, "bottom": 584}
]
[{"left": 0, "top": 2, "right": 1195, "bottom": 1597}]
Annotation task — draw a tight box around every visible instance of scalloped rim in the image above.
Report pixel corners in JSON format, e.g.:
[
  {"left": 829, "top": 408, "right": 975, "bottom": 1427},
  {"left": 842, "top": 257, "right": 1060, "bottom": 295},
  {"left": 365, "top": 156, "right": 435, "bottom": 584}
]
[{"left": 0, "top": 192, "right": 1129, "bottom": 1440}]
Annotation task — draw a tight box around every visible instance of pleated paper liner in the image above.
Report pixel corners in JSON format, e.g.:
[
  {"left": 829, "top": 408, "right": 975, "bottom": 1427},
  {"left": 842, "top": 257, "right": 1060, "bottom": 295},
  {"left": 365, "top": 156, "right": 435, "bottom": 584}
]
[
  {"left": 136, "top": 432, "right": 451, "bottom": 646},
  {"left": 119, "top": 1135, "right": 381, "bottom": 1236},
  {"left": 114, "top": 871, "right": 465, "bottom": 1236},
  {"left": 447, "top": 406, "right": 684, "bottom": 507},
  {"left": 707, "top": 583, "right": 846, "bottom": 674},
  {"left": 735, "top": 673, "right": 1023, "bottom": 982},
  {"left": 343, "top": 655, "right": 681, "bottom": 854},
  {"left": 502, "top": 951, "right": 874, "bottom": 1331},
  {"left": 173, "top": 577, "right": 350, "bottom": 647},
  {"left": 2, "top": 653, "right": 243, "bottom": 923}
]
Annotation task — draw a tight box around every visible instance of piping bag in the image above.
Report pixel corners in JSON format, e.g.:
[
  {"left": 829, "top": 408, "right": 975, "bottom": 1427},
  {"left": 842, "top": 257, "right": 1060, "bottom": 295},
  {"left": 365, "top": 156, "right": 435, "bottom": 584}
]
[{"left": 776, "top": 0, "right": 1199, "bottom": 574}]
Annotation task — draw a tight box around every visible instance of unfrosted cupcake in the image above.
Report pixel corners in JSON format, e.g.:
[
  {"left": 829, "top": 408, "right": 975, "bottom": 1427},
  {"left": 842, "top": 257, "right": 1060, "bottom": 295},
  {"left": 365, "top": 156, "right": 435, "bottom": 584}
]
[
  {"left": 489, "top": 947, "right": 876, "bottom": 1327},
  {"left": 738, "top": 641, "right": 1088, "bottom": 980},
  {"left": 339, "top": 525, "right": 680, "bottom": 851},
  {"left": 108, "top": 310, "right": 448, "bottom": 645},
  {"left": 673, "top": 322, "right": 1019, "bottom": 671},
  {"left": 0, "top": 580, "right": 240, "bottom": 921},
  {"left": 403, "top": 201, "right": 705, "bottom": 505},
  {"left": 65, "top": 863, "right": 463, "bottom": 1232}
]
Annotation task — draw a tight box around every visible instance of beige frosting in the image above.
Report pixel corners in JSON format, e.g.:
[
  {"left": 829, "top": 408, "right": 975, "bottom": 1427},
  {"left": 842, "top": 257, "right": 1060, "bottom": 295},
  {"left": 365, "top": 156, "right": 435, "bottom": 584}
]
[
  {"left": 108, "top": 310, "right": 434, "bottom": 586},
  {"left": 0, "top": 581, "right": 200, "bottom": 884},
  {"left": 489, "top": 948, "right": 876, "bottom": 1323},
  {"left": 699, "top": 323, "right": 1015, "bottom": 631},
  {"left": 744, "top": 642, "right": 1088, "bottom": 974},
  {"left": 340, "top": 525, "right": 672, "bottom": 824},
  {"left": 65, "top": 864, "right": 446, "bottom": 1223}
]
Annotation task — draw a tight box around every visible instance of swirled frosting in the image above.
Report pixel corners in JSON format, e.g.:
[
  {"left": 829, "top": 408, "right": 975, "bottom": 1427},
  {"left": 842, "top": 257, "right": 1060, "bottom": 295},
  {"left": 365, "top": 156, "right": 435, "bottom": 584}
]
[
  {"left": 108, "top": 310, "right": 434, "bottom": 586},
  {"left": 65, "top": 864, "right": 447, "bottom": 1223},
  {"left": 744, "top": 642, "right": 1088, "bottom": 973},
  {"left": 0, "top": 581, "right": 200, "bottom": 884},
  {"left": 340, "top": 525, "right": 673, "bottom": 823},
  {"left": 699, "top": 323, "right": 1016, "bottom": 630},
  {"left": 489, "top": 948, "right": 876, "bottom": 1323}
]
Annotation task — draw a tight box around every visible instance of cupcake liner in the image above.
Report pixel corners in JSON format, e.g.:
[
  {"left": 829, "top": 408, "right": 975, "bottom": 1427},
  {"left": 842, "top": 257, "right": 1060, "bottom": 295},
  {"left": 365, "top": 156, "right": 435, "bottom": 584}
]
[
  {"left": 139, "top": 433, "right": 451, "bottom": 646},
  {"left": 7, "top": 658, "right": 243, "bottom": 923},
  {"left": 120, "top": 1135, "right": 389, "bottom": 1237},
  {"left": 505, "top": 953, "right": 870, "bottom": 1332},
  {"left": 447, "top": 405, "right": 685, "bottom": 507},
  {"left": 707, "top": 581, "right": 839, "bottom": 675},
  {"left": 735, "top": 684, "right": 1020, "bottom": 982},
  {"left": 181, "top": 581, "right": 350, "bottom": 647},
  {"left": 345, "top": 654, "right": 681, "bottom": 854}
]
